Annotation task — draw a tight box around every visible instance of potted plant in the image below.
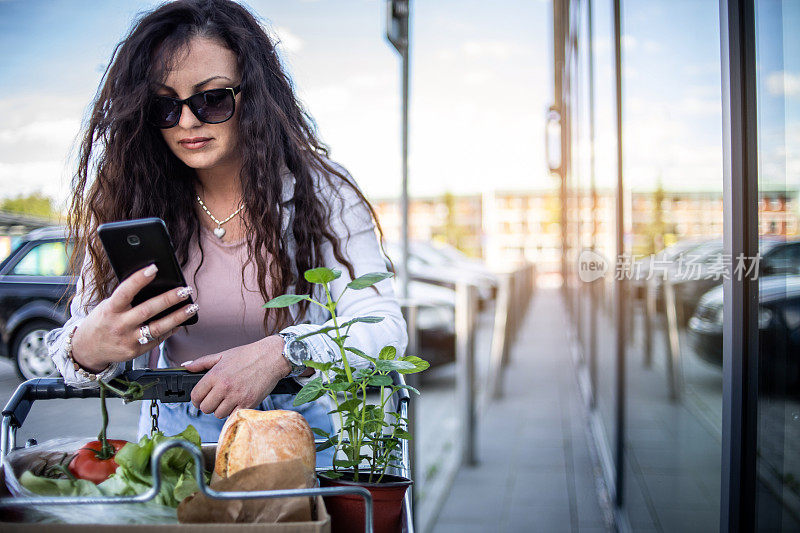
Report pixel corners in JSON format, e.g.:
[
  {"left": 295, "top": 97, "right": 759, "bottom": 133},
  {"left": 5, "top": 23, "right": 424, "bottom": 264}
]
[{"left": 264, "top": 267, "right": 428, "bottom": 533}]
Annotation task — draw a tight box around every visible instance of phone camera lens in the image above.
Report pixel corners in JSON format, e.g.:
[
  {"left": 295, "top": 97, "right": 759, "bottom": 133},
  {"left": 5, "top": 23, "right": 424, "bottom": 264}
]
[{"left": 127, "top": 234, "right": 141, "bottom": 246}]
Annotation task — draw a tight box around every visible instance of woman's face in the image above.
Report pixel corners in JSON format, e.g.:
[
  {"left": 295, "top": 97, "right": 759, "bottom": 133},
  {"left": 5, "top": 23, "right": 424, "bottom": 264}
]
[{"left": 154, "top": 36, "right": 242, "bottom": 173}]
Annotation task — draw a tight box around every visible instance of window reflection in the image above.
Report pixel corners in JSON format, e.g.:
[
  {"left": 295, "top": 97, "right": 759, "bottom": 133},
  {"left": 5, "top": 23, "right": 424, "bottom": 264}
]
[
  {"left": 754, "top": 0, "right": 800, "bottom": 529},
  {"left": 11, "top": 241, "right": 70, "bottom": 277}
]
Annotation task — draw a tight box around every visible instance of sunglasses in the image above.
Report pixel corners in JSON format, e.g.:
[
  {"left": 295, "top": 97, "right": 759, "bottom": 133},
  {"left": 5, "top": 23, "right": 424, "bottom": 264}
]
[{"left": 148, "top": 85, "right": 241, "bottom": 128}]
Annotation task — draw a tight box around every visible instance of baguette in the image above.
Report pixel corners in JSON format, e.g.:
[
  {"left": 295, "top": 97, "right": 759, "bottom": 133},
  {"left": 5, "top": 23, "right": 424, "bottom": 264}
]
[{"left": 214, "top": 409, "right": 316, "bottom": 478}]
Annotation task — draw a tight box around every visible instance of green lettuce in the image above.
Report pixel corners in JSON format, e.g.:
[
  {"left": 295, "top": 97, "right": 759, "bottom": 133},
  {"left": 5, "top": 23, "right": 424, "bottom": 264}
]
[{"left": 20, "top": 425, "right": 208, "bottom": 508}]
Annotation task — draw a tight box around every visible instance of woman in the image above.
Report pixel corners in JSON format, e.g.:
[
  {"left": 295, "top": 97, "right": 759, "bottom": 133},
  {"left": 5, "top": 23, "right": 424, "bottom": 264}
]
[{"left": 44, "top": 0, "right": 407, "bottom": 467}]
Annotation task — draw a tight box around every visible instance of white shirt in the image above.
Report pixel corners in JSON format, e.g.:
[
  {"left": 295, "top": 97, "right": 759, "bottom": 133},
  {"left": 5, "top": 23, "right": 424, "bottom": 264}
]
[{"left": 45, "top": 161, "right": 409, "bottom": 389}]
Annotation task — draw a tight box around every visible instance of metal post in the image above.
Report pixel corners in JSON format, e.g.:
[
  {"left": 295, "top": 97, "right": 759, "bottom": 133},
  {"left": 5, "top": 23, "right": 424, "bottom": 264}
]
[
  {"left": 644, "top": 277, "right": 654, "bottom": 367},
  {"left": 612, "top": 0, "right": 626, "bottom": 507},
  {"left": 456, "top": 282, "right": 477, "bottom": 466},
  {"left": 720, "top": 0, "right": 760, "bottom": 528},
  {"left": 662, "top": 278, "right": 684, "bottom": 401},
  {"left": 386, "top": 0, "right": 411, "bottom": 302},
  {"left": 507, "top": 271, "right": 517, "bottom": 347},
  {"left": 553, "top": 0, "right": 568, "bottom": 298},
  {"left": 400, "top": 302, "right": 419, "bottom": 525},
  {"left": 489, "top": 273, "right": 511, "bottom": 398},
  {"left": 588, "top": 0, "right": 598, "bottom": 410}
]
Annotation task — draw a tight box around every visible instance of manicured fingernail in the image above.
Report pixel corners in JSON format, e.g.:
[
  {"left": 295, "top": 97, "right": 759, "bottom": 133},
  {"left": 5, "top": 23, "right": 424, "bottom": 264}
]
[
  {"left": 181, "top": 360, "right": 194, "bottom": 367},
  {"left": 144, "top": 264, "right": 158, "bottom": 277},
  {"left": 185, "top": 303, "right": 199, "bottom": 315},
  {"left": 177, "top": 286, "right": 193, "bottom": 298}
]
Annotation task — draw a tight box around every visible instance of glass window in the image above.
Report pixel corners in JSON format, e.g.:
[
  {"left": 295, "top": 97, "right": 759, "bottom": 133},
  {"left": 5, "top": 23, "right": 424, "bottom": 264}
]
[
  {"left": 11, "top": 241, "right": 71, "bottom": 277},
  {"left": 617, "top": 1, "right": 723, "bottom": 531},
  {"left": 754, "top": 1, "right": 800, "bottom": 530}
]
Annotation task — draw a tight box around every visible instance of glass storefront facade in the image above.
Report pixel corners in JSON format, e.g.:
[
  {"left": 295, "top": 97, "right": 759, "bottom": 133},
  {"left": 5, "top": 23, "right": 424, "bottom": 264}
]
[
  {"left": 553, "top": 0, "right": 800, "bottom": 530},
  {"left": 754, "top": 1, "right": 800, "bottom": 530}
]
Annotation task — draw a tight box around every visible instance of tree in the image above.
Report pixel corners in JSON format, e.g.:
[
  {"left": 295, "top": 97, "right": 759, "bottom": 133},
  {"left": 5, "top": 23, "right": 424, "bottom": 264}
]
[
  {"left": 642, "top": 178, "right": 673, "bottom": 256},
  {"left": 436, "top": 191, "right": 473, "bottom": 255},
  {"left": 0, "top": 192, "right": 61, "bottom": 221}
]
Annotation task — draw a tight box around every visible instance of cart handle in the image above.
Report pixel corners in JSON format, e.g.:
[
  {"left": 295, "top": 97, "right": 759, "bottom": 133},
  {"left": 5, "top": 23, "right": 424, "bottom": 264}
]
[
  {"left": 1, "top": 370, "right": 302, "bottom": 430},
  {"left": 0, "top": 439, "right": 375, "bottom": 533}
]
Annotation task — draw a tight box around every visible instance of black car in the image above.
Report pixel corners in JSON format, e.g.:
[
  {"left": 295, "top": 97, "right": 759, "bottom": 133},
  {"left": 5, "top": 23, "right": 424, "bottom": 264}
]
[
  {"left": 688, "top": 275, "right": 800, "bottom": 396},
  {"left": 653, "top": 238, "right": 799, "bottom": 324},
  {"left": 0, "top": 226, "right": 75, "bottom": 380}
]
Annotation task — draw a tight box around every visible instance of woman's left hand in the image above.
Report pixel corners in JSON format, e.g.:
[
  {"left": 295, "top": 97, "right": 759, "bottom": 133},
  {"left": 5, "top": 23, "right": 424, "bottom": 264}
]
[{"left": 182, "top": 335, "right": 291, "bottom": 418}]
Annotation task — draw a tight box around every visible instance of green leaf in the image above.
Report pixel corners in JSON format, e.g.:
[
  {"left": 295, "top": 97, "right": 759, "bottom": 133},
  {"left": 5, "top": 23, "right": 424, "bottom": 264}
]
[
  {"left": 340, "top": 316, "right": 385, "bottom": 328},
  {"left": 311, "top": 427, "right": 329, "bottom": 437},
  {"left": 364, "top": 420, "right": 383, "bottom": 434},
  {"left": 347, "top": 272, "right": 394, "bottom": 290},
  {"left": 333, "top": 459, "right": 362, "bottom": 469},
  {"left": 344, "top": 346, "right": 367, "bottom": 357},
  {"left": 304, "top": 267, "right": 341, "bottom": 284},
  {"left": 315, "top": 435, "right": 339, "bottom": 452},
  {"left": 394, "top": 430, "right": 412, "bottom": 440},
  {"left": 20, "top": 472, "right": 103, "bottom": 497},
  {"left": 321, "top": 470, "right": 344, "bottom": 479},
  {"left": 353, "top": 368, "right": 374, "bottom": 380},
  {"left": 335, "top": 398, "right": 362, "bottom": 413},
  {"left": 263, "top": 294, "right": 309, "bottom": 308},
  {"left": 379, "top": 346, "right": 397, "bottom": 360},
  {"left": 397, "top": 384, "right": 421, "bottom": 395},
  {"left": 368, "top": 375, "right": 393, "bottom": 387},
  {"left": 375, "top": 359, "right": 416, "bottom": 372},
  {"left": 173, "top": 472, "right": 198, "bottom": 502},
  {"left": 398, "top": 355, "right": 430, "bottom": 374},
  {"left": 293, "top": 377, "right": 324, "bottom": 406},
  {"left": 27, "top": 425, "right": 206, "bottom": 508},
  {"left": 328, "top": 381, "right": 353, "bottom": 392},
  {"left": 344, "top": 347, "right": 376, "bottom": 365},
  {"left": 304, "top": 360, "right": 333, "bottom": 371},
  {"left": 296, "top": 325, "right": 337, "bottom": 340}
]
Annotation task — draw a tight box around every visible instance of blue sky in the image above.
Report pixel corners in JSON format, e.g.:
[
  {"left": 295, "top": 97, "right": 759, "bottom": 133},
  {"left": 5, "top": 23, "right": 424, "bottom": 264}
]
[
  {"left": 0, "top": 0, "right": 795, "bottom": 211},
  {"left": 0, "top": 0, "right": 551, "bottom": 208}
]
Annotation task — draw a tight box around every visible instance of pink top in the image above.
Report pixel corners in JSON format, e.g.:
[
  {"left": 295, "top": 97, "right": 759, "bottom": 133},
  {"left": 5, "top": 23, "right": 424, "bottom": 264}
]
[{"left": 156, "top": 224, "right": 277, "bottom": 366}]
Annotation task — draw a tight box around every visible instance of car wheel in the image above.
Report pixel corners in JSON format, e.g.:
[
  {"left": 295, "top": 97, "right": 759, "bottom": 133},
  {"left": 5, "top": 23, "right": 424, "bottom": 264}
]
[{"left": 13, "top": 320, "right": 59, "bottom": 380}]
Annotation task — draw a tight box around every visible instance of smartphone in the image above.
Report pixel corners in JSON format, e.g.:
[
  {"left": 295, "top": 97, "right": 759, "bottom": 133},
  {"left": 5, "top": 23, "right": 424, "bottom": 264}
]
[{"left": 97, "top": 217, "right": 198, "bottom": 326}]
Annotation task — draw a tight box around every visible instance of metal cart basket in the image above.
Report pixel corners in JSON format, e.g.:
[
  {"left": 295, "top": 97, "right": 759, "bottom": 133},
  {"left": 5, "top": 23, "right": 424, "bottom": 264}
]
[{"left": 0, "top": 369, "right": 414, "bottom": 533}]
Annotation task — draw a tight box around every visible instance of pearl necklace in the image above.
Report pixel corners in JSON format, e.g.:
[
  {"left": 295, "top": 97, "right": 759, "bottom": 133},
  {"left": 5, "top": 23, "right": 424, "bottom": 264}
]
[{"left": 196, "top": 195, "right": 244, "bottom": 239}]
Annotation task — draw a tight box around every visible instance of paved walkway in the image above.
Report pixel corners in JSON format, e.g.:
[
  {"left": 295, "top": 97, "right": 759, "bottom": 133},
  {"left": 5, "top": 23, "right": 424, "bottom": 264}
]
[{"left": 431, "top": 288, "right": 613, "bottom": 533}]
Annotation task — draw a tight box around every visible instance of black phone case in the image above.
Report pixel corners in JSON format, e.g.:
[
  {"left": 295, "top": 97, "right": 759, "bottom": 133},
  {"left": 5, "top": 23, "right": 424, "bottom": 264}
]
[{"left": 97, "top": 217, "right": 198, "bottom": 326}]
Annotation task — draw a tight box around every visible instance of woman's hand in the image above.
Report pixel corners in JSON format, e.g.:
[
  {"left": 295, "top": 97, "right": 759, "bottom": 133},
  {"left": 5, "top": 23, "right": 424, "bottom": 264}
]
[
  {"left": 70, "top": 264, "right": 199, "bottom": 373},
  {"left": 183, "top": 336, "right": 292, "bottom": 419}
]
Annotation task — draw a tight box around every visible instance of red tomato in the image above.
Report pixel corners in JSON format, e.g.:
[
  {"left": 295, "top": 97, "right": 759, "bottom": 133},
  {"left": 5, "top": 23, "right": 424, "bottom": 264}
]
[{"left": 68, "top": 439, "right": 128, "bottom": 484}]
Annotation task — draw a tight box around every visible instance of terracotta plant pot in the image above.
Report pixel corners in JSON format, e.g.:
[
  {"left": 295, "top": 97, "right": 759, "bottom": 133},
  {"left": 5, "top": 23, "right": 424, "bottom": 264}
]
[{"left": 319, "top": 472, "right": 412, "bottom": 533}]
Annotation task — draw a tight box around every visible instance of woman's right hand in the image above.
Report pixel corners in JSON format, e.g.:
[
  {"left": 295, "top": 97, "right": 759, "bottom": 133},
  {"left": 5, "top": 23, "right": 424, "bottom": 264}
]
[{"left": 70, "top": 264, "right": 199, "bottom": 373}]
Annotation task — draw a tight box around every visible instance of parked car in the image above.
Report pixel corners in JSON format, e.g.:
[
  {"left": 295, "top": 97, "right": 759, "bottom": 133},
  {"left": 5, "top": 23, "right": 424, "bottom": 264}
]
[
  {"left": 688, "top": 275, "right": 800, "bottom": 397},
  {"left": 647, "top": 238, "right": 799, "bottom": 324},
  {"left": 398, "top": 278, "right": 456, "bottom": 369},
  {"left": 383, "top": 240, "right": 498, "bottom": 306},
  {"left": 0, "top": 226, "right": 75, "bottom": 380}
]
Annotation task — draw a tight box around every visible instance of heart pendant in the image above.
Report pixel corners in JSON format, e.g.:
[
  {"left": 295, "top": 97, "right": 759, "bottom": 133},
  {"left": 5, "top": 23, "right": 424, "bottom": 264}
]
[{"left": 213, "top": 227, "right": 226, "bottom": 239}]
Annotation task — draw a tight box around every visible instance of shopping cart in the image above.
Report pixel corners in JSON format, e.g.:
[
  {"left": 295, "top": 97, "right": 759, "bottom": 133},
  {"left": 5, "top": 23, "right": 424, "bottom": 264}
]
[{"left": 0, "top": 369, "right": 415, "bottom": 533}]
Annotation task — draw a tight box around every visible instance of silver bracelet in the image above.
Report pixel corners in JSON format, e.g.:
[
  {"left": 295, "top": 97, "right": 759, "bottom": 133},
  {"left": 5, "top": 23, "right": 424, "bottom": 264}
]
[{"left": 65, "top": 325, "right": 109, "bottom": 381}]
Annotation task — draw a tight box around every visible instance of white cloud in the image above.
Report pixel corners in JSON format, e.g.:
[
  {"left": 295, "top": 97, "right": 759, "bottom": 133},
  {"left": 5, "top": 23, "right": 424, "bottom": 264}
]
[
  {"left": 0, "top": 118, "right": 81, "bottom": 144},
  {"left": 273, "top": 25, "right": 304, "bottom": 54},
  {"left": 622, "top": 35, "right": 637, "bottom": 52},
  {"left": 461, "top": 40, "right": 523, "bottom": 60},
  {"left": 436, "top": 39, "right": 529, "bottom": 63},
  {"left": 766, "top": 70, "right": 800, "bottom": 97},
  {"left": 0, "top": 160, "right": 72, "bottom": 207},
  {"left": 0, "top": 93, "right": 88, "bottom": 203}
]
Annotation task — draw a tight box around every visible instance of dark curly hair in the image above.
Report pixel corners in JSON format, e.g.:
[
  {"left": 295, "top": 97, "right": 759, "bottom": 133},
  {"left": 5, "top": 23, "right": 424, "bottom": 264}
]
[{"left": 67, "top": 0, "right": 389, "bottom": 335}]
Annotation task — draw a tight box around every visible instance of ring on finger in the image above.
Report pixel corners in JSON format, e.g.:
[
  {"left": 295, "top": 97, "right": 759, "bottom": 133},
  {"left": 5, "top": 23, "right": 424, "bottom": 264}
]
[{"left": 138, "top": 324, "right": 156, "bottom": 344}]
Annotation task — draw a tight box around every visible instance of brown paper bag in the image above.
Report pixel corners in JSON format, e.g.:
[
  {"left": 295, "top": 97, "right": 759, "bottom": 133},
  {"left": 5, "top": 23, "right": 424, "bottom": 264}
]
[{"left": 178, "top": 458, "right": 316, "bottom": 524}]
